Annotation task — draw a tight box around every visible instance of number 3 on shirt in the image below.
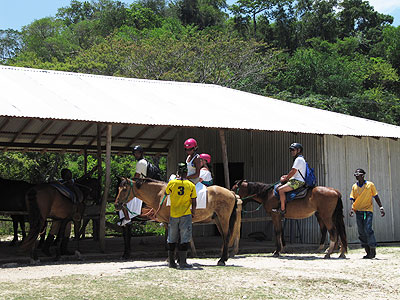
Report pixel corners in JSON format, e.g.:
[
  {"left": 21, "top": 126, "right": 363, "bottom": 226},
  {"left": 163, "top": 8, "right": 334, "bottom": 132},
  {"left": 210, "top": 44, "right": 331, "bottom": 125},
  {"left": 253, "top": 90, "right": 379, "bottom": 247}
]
[{"left": 178, "top": 186, "right": 185, "bottom": 195}]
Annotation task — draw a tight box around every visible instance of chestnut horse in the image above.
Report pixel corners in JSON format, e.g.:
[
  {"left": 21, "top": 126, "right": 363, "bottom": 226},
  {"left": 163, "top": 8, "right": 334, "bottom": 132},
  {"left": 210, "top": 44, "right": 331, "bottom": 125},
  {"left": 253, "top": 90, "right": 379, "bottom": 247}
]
[
  {"left": 20, "top": 178, "right": 100, "bottom": 261},
  {"left": 114, "top": 177, "right": 242, "bottom": 266},
  {"left": 232, "top": 180, "right": 347, "bottom": 258}
]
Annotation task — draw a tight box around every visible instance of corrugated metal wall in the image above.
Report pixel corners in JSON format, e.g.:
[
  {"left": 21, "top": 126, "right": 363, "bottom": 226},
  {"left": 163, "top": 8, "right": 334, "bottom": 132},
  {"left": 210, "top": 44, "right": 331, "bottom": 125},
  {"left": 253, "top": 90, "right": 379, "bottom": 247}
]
[
  {"left": 168, "top": 128, "right": 325, "bottom": 243},
  {"left": 324, "top": 135, "right": 400, "bottom": 243}
]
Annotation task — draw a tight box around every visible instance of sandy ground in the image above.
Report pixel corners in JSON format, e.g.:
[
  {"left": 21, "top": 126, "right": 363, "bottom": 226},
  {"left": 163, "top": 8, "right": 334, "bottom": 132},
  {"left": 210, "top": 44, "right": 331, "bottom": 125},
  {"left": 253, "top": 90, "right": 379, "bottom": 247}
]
[{"left": 1, "top": 247, "right": 399, "bottom": 285}]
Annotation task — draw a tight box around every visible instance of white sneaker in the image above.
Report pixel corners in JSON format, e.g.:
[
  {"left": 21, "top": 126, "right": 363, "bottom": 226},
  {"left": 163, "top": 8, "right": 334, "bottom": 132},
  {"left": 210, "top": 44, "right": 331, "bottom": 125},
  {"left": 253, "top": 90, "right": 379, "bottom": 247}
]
[{"left": 117, "top": 219, "right": 131, "bottom": 226}]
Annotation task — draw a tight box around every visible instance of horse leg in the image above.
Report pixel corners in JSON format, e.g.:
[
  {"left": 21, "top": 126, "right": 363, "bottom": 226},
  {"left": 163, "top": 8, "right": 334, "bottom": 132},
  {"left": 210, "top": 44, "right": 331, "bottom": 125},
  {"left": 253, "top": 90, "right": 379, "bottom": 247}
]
[
  {"left": 213, "top": 215, "right": 229, "bottom": 266},
  {"left": 55, "top": 220, "right": 68, "bottom": 260},
  {"left": 122, "top": 224, "right": 131, "bottom": 259},
  {"left": 323, "top": 220, "right": 337, "bottom": 259},
  {"left": 271, "top": 214, "right": 284, "bottom": 257},
  {"left": 20, "top": 216, "right": 27, "bottom": 242},
  {"left": 315, "top": 212, "right": 327, "bottom": 252},
  {"left": 10, "top": 216, "right": 19, "bottom": 246}
]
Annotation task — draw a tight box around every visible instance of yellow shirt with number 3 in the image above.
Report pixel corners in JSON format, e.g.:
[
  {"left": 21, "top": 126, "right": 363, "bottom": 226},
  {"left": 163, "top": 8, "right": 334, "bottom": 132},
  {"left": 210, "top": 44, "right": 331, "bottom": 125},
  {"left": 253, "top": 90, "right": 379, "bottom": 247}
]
[{"left": 166, "top": 179, "right": 197, "bottom": 218}]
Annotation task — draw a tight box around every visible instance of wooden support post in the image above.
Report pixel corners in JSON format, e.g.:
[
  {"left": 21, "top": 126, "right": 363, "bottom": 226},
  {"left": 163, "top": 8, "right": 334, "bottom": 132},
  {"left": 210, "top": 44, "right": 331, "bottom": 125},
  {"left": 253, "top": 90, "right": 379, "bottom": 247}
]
[
  {"left": 97, "top": 124, "right": 104, "bottom": 250},
  {"left": 84, "top": 147, "right": 88, "bottom": 175},
  {"left": 219, "top": 129, "right": 230, "bottom": 189},
  {"left": 99, "top": 124, "right": 112, "bottom": 252}
]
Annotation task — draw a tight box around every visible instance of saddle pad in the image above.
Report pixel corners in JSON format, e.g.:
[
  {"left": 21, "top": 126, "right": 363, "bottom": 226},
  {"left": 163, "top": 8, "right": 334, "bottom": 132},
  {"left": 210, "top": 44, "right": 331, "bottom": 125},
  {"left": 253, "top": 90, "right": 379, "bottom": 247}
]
[
  {"left": 274, "top": 184, "right": 308, "bottom": 202},
  {"left": 50, "top": 183, "right": 74, "bottom": 202},
  {"left": 166, "top": 182, "right": 207, "bottom": 209}
]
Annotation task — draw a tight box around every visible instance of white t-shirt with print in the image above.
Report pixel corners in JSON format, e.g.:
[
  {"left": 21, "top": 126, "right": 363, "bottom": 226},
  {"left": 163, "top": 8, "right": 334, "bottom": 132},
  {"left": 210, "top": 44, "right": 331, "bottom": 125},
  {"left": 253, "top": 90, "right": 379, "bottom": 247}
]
[
  {"left": 290, "top": 155, "right": 306, "bottom": 182},
  {"left": 200, "top": 168, "right": 212, "bottom": 182}
]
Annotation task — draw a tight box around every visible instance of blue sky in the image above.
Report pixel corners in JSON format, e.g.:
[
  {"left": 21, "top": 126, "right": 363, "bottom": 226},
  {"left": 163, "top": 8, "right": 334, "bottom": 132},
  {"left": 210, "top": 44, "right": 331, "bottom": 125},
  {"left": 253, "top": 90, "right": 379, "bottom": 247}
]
[{"left": 0, "top": 0, "right": 399, "bottom": 31}]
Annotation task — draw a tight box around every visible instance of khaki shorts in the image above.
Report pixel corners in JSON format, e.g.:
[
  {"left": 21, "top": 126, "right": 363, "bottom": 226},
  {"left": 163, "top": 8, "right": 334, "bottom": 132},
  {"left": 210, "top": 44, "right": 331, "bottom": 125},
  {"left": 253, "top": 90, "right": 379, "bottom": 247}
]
[{"left": 287, "top": 179, "right": 305, "bottom": 190}]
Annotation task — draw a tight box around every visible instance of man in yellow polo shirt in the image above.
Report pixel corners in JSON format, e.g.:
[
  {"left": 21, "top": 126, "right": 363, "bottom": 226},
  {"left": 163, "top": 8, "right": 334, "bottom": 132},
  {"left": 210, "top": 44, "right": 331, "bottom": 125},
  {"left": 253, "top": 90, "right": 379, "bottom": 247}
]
[
  {"left": 165, "top": 162, "right": 197, "bottom": 269},
  {"left": 349, "top": 168, "right": 385, "bottom": 259}
]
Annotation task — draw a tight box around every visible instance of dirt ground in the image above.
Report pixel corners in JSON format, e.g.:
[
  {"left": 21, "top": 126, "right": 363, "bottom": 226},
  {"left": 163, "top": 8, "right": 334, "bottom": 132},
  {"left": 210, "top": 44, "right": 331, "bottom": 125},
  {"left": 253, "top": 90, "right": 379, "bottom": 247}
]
[{"left": 1, "top": 246, "right": 399, "bottom": 300}]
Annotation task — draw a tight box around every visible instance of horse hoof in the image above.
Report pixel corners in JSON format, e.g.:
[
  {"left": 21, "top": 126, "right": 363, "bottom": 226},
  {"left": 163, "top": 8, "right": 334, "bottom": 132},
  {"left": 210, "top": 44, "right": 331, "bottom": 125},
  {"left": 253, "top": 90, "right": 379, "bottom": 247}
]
[
  {"left": 273, "top": 252, "right": 280, "bottom": 257},
  {"left": 217, "top": 260, "right": 226, "bottom": 266},
  {"left": 324, "top": 254, "right": 331, "bottom": 259},
  {"left": 339, "top": 254, "right": 346, "bottom": 259}
]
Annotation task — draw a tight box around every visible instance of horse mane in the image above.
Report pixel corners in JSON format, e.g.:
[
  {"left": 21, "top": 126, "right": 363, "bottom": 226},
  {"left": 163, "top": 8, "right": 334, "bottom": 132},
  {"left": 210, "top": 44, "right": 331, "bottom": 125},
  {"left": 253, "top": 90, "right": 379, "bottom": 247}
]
[
  {"left": 134, "top": 178, "right": 165, "bottom": 189},
  {"left": 247, "top": 181, "right": 273, "bottom": 198}
]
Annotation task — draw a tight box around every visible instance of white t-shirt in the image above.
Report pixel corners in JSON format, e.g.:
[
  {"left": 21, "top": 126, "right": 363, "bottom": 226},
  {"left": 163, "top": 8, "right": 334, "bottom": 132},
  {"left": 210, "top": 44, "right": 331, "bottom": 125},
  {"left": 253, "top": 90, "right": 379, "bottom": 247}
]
[
  {"left": 136, "top": 159, "right": 148, "bottom": 178},
  {"left": 199, "top": 168, "right": 212, "bottom": 182},
  {"left": 290, "top": 155, "right": 306, "bottom": 182}
]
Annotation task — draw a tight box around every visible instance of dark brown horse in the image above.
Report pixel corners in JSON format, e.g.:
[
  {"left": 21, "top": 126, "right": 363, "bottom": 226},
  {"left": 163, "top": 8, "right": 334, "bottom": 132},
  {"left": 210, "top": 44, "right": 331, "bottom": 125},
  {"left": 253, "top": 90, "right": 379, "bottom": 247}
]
[
  {"left": 232, "top": 180, "right": 347, "bottom": 258},
  {"left": 0, "top": 177, "right": 34, "bottom": 245},
  {"left": 20, "top": 177, "right": 100, "bottom": 260},
  {"left": 114, "top": 177, "right": 242, "bottom": 266}
]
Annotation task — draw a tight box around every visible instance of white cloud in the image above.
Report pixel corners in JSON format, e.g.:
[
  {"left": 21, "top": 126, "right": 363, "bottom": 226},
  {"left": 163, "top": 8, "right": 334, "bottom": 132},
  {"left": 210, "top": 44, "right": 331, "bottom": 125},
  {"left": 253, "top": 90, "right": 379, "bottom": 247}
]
[{"left": 367, "top": 0, "right": 400, "bottom": 13}]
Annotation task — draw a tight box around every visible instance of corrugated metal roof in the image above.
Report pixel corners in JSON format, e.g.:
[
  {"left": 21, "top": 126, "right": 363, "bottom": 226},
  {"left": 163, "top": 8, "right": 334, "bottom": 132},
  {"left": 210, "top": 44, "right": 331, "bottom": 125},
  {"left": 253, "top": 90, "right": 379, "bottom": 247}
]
[{"left": 1, "top": 65, "right": 400, "bottom": 138}]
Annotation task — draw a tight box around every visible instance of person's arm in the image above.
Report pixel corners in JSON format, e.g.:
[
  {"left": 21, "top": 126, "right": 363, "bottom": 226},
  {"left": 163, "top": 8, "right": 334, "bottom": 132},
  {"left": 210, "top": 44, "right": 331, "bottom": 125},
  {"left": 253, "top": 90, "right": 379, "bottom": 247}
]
[
  {"left": 282, "top": 168, "right": 297, "bottom": 182},
  {"left": 187, "top": 156, "right": 201, "bottom": 180},
  {"left": 191, "top": 197, "right": 196, "bottom": 216},
  {"left": 374, "top": 195, "right": 385, "bottom": 217}
]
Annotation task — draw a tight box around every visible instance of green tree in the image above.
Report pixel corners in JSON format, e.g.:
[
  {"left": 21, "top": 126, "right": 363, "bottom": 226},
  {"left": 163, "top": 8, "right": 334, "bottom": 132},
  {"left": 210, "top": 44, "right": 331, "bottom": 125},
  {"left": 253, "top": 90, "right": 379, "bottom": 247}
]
[{"left": 0, "top": 29, "right": 22, "bottom": 63}]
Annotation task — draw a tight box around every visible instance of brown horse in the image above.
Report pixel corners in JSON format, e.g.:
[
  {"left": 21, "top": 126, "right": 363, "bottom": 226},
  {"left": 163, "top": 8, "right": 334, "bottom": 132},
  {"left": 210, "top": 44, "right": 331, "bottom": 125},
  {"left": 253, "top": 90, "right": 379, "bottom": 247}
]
[
  {"left": 232, "top": 180, "right": 347, "bottom": 258},
  {"left": 114, "top": 177, "right": 242, "bottom": 266},
  {"left": 20, "top": 178, "right": 100, "bottom": 261}
]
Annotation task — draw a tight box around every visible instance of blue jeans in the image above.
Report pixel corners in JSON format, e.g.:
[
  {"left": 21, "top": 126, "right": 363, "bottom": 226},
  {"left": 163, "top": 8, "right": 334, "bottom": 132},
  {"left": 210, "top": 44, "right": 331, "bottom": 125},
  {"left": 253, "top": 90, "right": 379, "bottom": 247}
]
[
  {"left": 167, "top": 214, "right": 192, "bottom": 244},
  {"left": 356, "top": 211, "right": 377, "bottom": 248}
]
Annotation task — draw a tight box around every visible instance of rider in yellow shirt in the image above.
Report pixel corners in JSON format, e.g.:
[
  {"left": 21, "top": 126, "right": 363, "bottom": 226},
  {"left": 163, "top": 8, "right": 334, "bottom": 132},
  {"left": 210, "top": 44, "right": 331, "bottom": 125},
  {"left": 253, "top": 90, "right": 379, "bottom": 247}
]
[{"left": 165, "top": 162, "right": 197, "bottom": 269}]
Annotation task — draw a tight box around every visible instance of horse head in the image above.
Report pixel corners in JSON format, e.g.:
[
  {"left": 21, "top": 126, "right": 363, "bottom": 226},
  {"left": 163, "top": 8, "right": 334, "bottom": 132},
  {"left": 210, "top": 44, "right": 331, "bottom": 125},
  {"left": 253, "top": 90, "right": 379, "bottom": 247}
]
[
  {"left": 232, "top": 179, "right": 249, "bottom": 199},
  {"left": 114, "top": 177, "right": 135, "bottom": 211}
]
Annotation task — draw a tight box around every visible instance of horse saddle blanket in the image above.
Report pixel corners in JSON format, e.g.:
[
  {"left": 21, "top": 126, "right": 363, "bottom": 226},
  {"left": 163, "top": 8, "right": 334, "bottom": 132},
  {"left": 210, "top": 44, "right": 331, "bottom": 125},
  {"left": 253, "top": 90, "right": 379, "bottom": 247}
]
[
  {"left": 273, "top": 184, "right": 308, "bottom": 203},
  {"left": 119, "top": 197, "right": 143, "bottom": 219},
  {"left": 166, "top": 182, "right": 207, "bottom": 209},
  {"left": 50, "top": 183, "right": 76, "bottom": 202}
]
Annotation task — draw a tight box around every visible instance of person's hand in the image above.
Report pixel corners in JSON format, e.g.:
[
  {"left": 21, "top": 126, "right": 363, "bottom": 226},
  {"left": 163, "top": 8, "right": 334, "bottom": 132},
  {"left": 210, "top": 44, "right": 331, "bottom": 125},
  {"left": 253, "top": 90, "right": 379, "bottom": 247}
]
[
  {"left": 349, "top": 209, "right": 355, "bottom": 217},
  {"left": 380, "top": 207, "right": 385, "bottom": 217},
  {"left": 191, "top": 209, "right": 195, "bottom": 217}
]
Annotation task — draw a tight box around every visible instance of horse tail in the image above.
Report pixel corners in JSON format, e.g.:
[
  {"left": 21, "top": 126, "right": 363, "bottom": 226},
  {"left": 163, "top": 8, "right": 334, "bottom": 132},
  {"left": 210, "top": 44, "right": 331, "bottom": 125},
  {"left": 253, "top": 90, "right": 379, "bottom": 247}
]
[
  {"left": 20, "top": 187, "right": 43, "bottom": 252},
  {"left": 228, "top": 192, "right": 242, "bottom": 249},
  {"left": 333, "top": 192, "right": 347, "bottom": 253}
]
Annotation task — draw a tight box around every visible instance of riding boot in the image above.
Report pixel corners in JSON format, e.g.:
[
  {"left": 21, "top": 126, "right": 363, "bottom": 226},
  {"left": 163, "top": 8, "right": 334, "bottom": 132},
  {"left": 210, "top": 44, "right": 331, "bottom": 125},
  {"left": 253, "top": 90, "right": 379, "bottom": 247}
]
[
  {"left": 178, "top": 251, "right": 192, "bottom": 269},
  {"left": 369, "top": 247, "right": 376, "bottom": 259},
  {"left": 42, "top": 234, "right": 55, "bottom": 257},
  {"left": 168, "top": 251, "right": 177, "bottom": 268},
  {"left": 60, "top": 237, "right": 74, "bottom": 255},
  {"left": 363, "top": 245, "right": 371, "bottom": 259}
]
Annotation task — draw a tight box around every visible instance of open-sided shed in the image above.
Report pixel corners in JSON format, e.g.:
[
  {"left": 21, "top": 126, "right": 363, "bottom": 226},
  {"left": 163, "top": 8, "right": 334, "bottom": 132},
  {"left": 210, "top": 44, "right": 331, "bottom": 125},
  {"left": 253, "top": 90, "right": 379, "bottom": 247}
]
[{"left": 1, "top": 65, "right": 400, "bottom": 246}]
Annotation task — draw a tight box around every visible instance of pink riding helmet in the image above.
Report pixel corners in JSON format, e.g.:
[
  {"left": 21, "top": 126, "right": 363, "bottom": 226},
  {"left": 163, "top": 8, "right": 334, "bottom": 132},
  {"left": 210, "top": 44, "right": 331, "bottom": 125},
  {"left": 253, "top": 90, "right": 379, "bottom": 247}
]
[
  {"left": 200, "top": 153, "right": 211, "bottom": 163},
  {"left": 184, "top": 138, "right": 198, "bottom": 149}
]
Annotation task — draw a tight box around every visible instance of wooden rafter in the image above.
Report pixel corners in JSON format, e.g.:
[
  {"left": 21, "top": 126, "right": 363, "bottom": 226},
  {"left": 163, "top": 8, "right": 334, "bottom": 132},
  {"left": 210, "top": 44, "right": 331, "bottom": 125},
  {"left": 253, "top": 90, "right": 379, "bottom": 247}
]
[
  {"left": 0, "top": 118, "right": 10, "bottom": 132},
  {"left": 11, "top": 119, "right": 33, "bottom": 143},
  {"left": 88, "top": 125, "right": 106, "bottom": 146},
  {"left": 69, "top": 123, "right": 93, "bottom": 145},
  {"left": 111, "top": 125, "right": 129, "bottom": 142},
  {"left": 30, "top": 120, "right": 54, "bottom": 143},
  {"left": 148, "top": 127, "right": 173, "bottom": 148},
  {"left": 50, "top": 122, "right": 73, "bottom": 144},
  {"left": 124, "top": 126, "right": 153, "bottom": 148}
]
